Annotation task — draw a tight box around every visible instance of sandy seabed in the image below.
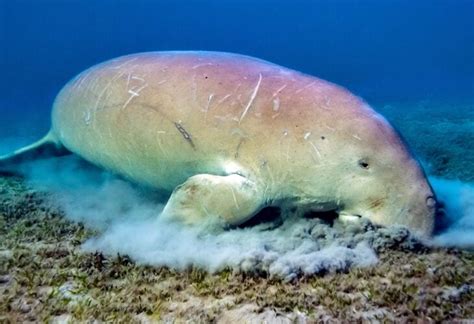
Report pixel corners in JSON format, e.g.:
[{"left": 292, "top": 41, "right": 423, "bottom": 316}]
[{"left": 0, "top": 99, "right": 473, "bottom": 322}]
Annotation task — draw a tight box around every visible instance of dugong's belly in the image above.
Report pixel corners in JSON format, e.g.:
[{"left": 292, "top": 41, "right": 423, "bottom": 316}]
[{"left": 51, "top": 52, "right": 363, "bottom": 191}]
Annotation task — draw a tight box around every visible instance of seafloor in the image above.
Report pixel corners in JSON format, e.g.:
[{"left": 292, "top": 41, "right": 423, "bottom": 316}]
[{"left": 0, "top": 100, "right": 473, "bottom": 322}]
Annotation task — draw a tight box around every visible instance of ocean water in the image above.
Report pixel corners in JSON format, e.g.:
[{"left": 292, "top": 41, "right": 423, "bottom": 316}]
[{"left": 0, "top": 0, "right": 473, "bottom": 273}]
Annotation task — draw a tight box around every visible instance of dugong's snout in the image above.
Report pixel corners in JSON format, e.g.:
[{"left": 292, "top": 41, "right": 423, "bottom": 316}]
[{"left": 363, "top": 176, "right": 437, "bottom": 238}]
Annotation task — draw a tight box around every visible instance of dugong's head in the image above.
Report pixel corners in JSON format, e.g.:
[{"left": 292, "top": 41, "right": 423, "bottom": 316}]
[{"left": 308, "top": 101, "right": 437, "bottom": 238}]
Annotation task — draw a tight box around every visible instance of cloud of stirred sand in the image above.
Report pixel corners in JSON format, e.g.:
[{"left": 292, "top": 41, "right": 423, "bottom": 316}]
[
  {"left": 2, "top": 144, "right": 472, "bottom": 278},
  {"left": 430, "top": 178, "right": 474, "bottom": 248}
]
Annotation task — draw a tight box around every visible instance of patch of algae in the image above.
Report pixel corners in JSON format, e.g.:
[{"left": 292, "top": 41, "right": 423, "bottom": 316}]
[{"left": 0, "top": 176, "right": 473, "bottom": 322}]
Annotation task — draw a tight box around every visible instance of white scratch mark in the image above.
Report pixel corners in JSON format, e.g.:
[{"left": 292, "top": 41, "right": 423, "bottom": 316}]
[
  {"left": 234, "top": 83, "right": 242, "bottom": 93},
  {"left": 126, "top": 72, "right": 132, "bottom": 88},
  {"left": 236, "top": 95, "right": 245, "bottom": 108},
  {"left": 309, "top": 141, "right": 322, "bottom": 161},
  {"left": 111, "top": 57, "right": 138, "bottom": 70},
  {"left": 122, "top": 83, "right": 148, "bottom": 109},
  {"left": 272, "top": 84, "right": 287, "bottom": 97},
  {"left": 304, "top": 132, "right": 311, "bottom": 140},
  {"left": 192, "top": 62, "right": 214, "bottom": 69},
  {"left": 192, "top": 74, "right": 197, "bottom": 102},
  {"left": 352, "top": 134, "right": 362, "bottom": 140},
  {"left": 131, "top": 76, "right": 145, "bottom": 81},
  {"left": 230, "top": 187, "right": 240, "bottom": 210},
  {"left": 203, "top": 93, "right": 214, "bottom": 115},
  {"left": 83, "top": 111, "right": 91, "bottom": 125},
  {"left": 322, "top": 96, "right": 331, "bottom": 109},
  {"left": 214, "top": 115, "right": 228, "bottom": 122},
  {"left": 155, "top": 131, "right": 168, "bottom": 157},
  {"left": 272, "top": 97, "right": 280, "bottom": 112},
  {"left": 218, "top": 94, "right": 231, "bottom": 104},
  {"left": 324, "top": 125, "right": 336, "bottom": 131},
  {"left": 239, "top": 73, "right": 262, "bottom": 124},
  {"left": 76, "top": 72, "right": 90, "bottom": 90},
  {"left": 157, "top": 80, "right": 167, "bottom": 85},
  {"left": 295, "top": 81, "right": 316, "bottom": 94},
  {"left": 94, "top": 71, "right": 125, "bottom": 110},
  {"left": 89, "top": 76, "right": 101, "bottom": 92}
]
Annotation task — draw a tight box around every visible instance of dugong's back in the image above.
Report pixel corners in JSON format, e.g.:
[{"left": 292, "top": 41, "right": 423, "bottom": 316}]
[{"left": 52, "top": 51, "right": 366, "bottom": 191}]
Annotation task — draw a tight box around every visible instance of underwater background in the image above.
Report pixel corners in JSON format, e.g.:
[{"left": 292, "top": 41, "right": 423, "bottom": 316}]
[{"left": 0, "top": 0, "right": 473, "bottom": 321}]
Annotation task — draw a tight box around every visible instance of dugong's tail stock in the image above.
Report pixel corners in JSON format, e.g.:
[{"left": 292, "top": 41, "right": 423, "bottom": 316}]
[{"left": 0, "top": 132, "right": 70, "bottom": 175}]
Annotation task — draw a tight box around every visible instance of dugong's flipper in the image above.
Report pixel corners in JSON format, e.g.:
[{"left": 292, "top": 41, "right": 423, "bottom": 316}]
[
  {"left": 0, "top": 131, "right": 70, "bottom": 174},
  {"left": 161, "top": 174, "right": 264, "bottom": 227}
]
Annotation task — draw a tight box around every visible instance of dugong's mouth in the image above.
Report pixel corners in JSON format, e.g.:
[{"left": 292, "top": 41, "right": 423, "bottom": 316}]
[{"left": 338, "top": 212, "right": 363, "bottom": 223}]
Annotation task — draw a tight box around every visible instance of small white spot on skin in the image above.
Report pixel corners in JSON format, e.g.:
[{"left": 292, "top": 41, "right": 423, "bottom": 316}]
[
  {"left": 352, "top": 134, "right": 362, "bottom": 140},
  {"left": 280, "top": 130, "right": 290, "bottom": 161},
  {"left": 239, "top": 73, "right": 263, "bottom": 124},
  {"left": 122, "top": 83, "right": 148, "bottom": 109},
  {"left": 304, "top": 132, "right": 311, "bottom": 140},
  {"left": 295, "top": 81, "right": 317, "bottom": 94}
]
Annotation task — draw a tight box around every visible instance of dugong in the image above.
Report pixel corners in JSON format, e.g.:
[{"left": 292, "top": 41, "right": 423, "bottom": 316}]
[{"left": 1, "top": 51, "right": 437, "bottom": 237}]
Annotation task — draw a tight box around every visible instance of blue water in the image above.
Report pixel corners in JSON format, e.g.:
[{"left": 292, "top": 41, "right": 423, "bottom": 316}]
[{"left": 1, "top": 0, "right": 473, "bottom": 138}]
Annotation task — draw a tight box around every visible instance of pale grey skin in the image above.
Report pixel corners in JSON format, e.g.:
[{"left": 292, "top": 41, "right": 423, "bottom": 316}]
[{"left": 2, "top": 51, "right": 437, "bottom": 237}]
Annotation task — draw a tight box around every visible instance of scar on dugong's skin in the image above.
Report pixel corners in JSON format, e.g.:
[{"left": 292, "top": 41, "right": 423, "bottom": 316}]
[{"left": 0, "top": 51, "right": 438, "bottom": 237}]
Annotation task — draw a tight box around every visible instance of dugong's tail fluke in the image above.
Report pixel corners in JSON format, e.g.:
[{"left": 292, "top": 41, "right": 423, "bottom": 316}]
[{"left": 0, "top": 131, "right": 70, "bottom": 174}]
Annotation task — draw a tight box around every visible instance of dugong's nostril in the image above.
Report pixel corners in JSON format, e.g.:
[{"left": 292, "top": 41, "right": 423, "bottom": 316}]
[{"left": 426, "top": 196, "right": 436, "bottom": 208}]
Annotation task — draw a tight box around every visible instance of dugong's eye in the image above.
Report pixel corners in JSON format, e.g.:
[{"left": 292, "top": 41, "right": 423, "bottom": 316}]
[{"left": 358, "top": 159, "right": 370, "bottom": 170}]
